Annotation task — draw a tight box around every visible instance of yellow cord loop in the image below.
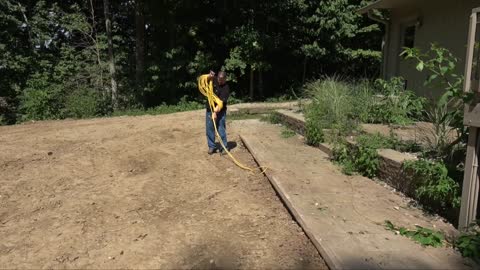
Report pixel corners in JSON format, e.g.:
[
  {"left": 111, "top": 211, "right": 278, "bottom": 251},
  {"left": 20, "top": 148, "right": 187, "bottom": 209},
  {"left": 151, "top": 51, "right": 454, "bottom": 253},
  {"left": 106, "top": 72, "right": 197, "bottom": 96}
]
[{"left": 198, "top": 74, "right": 267, "bottom": 174}]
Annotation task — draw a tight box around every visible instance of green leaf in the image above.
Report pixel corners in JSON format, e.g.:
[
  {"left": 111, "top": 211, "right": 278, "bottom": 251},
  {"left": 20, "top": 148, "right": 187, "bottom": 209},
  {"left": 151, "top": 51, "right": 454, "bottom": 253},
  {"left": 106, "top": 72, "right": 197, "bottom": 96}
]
[{"left": 416, "top": 61, "right": 424, "bottom": 71}]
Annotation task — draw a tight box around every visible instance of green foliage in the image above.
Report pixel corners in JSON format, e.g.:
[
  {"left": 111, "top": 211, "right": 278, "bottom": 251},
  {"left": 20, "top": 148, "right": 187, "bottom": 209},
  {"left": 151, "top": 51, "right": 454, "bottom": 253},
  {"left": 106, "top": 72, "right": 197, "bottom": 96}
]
[
  {"left": 403, "top": 159, "right": 461, "bottom": 211},
  {"left": 304, "top": 77, "right": 357, "bottom": 145},
  {"left": 63, "top": 88, "right": 101, "bottom": 119},
  {"left": 385, "top": 220, "right": 444, "bottom": 247},
  {"left": 228, "top": 113, "right": 260, "bottom": 121},
  {"left": 456, "top": 227, "right": 480, "bottom": 262},
  {"left": 402, "top": 44, "right": 470, "bottom": 158},
  {"left": 359, "top": 77, "right": 426, "bottom": 125},
  {"left": 333, "top": 133, "right": 399, "bottom": 178},
  {"left": 281, "top": 127, "right": 296, "bottom": 138},
  {"left": 112, "top": 96, "right": 203, "bottom": 117},
  {"left": 261, "top": 112, "right": 282, "bottom": 125},
  {"left": 1, "top": 0, "right": 383, "bottom": 124},
  {"left": 296, "top": 0, "right": 382, "bottom": 76},
  {"left": 19, "top": 73, "right": 64, "bottom": 121}
]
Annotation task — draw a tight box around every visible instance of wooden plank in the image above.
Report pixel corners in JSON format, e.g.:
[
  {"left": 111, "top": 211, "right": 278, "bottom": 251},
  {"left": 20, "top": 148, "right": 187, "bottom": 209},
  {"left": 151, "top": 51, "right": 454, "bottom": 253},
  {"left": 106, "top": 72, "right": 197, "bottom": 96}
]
[
  {"left": 459, "top": 127, "right": 480, "bottom": 230},
  {"left": 238, "top": 127, "right": 473, "bottom": 269}
]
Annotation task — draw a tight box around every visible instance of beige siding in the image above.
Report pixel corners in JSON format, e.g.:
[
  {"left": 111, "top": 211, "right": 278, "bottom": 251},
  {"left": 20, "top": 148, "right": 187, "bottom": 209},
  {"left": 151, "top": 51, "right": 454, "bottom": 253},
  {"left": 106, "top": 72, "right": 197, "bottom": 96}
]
[{"left": 385, "top": 0, "right": 480, "bottom": 99}]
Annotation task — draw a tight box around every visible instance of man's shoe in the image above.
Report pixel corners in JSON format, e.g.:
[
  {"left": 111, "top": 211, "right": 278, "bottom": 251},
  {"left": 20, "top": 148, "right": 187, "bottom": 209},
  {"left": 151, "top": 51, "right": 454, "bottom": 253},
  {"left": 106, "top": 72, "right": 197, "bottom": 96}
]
[{"left": 208, "top": 148, "right": 215, "bottom": 155}]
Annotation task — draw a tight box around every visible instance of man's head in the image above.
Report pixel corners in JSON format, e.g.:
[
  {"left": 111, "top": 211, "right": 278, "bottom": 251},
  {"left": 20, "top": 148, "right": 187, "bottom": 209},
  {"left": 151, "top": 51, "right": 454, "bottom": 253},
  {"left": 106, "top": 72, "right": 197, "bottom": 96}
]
[{"left": 217, "top": 71, "right": 227, "bottom": 86}]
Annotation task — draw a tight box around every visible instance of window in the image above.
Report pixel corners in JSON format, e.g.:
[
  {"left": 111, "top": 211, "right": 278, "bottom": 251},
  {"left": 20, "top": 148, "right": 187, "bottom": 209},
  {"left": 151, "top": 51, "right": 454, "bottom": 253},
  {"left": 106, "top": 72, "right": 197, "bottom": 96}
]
[{"left": 403, "top": 25, "right": 416, "bottom": 48}]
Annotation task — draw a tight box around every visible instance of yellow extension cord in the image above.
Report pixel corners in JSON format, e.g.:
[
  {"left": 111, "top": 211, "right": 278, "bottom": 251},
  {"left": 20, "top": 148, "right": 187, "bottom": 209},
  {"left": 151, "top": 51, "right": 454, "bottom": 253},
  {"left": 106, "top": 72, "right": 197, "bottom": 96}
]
[{"left": 197, "top": 74, "right": 266, "bottom": 173}]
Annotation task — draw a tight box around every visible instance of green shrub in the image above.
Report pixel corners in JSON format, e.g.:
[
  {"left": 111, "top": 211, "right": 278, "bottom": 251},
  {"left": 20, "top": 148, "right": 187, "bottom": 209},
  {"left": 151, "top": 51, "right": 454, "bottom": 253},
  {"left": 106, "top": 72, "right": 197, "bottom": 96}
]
[
  {"left": 63, "top": 88, "right": 102, "bottom": 118},
  {"left": 456, "top": 229, "right": 480, "bottom": 262},
  {"left": 403, "top": 159, "right": 461, "bottom": 211},
  {"left": 333, "top": 133, "right": 397, "bottom": 178},
  {"left": 360, "top": 77, "right": 426, "bottom": 125},
  {"left": 20, "top": 73, "right": 64, "bottom": 121}
]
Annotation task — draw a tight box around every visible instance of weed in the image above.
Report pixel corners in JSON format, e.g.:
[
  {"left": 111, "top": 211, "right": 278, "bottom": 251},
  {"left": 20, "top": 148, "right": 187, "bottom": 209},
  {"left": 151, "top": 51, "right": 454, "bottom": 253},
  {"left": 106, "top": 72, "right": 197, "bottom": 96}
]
[
  {"left": 281, "top": 127, "right": 296, "bottom": 138},
  {"left": 332, "top": 133, "right": 401, "bottom": 178},
  {"left": 403, "top": 159, "right": 461, "bottom": 211},
  {"left": 359, "top": 77, "right": 426, "bottom": 125},
  {"left": 228, "top": 113, "right": 261, "bottom": 121},
  {"left": 456, "top": 225, "right": 480, "bottom": 262},
  {"left": 385, "top": 220, "right": 444, "bottom": 247}
]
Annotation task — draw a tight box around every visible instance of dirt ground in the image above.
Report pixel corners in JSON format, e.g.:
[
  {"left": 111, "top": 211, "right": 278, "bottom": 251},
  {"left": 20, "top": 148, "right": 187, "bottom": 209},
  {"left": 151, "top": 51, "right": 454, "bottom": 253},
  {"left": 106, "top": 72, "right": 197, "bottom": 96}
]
[{"left": 0, "top": 110, "right": 327, "bottom": 269}]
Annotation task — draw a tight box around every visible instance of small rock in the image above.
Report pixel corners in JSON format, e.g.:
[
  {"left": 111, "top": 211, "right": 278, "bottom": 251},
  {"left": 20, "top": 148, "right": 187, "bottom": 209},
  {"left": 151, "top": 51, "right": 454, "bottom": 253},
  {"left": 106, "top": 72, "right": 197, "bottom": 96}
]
[
  {"left": 48, "top": 152, "right": 53, "bottom": 156},
  {"left": 108, "top": 256, "right": 115, "bottom": 260},
  {"left": 209, "top": 259, "right": 214, "bottom": 264},
  {"left": 394, "top": 206, "right": 400, "bottom": 211},
  {"left": 120, "top": 251, "right": 124, "bottom": 255},
  {"left": 314, "top": 202, "right": 319, "bottom": 207}
]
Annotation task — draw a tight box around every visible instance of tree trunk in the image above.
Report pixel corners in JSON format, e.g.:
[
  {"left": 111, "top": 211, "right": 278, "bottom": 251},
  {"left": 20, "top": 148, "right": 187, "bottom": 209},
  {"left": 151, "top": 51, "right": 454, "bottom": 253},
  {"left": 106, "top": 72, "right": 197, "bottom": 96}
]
[
  {"left": 89, "top": 0, "right": 104, "bottom": 94},
  {"left": 249, "top": 67, "right": 254, "bottom": 100},
  {"left": 258, "top": 70, "right": 263, "bottom": 98},
  {"left": 135, "top": 0, "right": 145, "bottom": 91},
  {"left": 103, "top": 0, "right": 118, "bottom": 110}
]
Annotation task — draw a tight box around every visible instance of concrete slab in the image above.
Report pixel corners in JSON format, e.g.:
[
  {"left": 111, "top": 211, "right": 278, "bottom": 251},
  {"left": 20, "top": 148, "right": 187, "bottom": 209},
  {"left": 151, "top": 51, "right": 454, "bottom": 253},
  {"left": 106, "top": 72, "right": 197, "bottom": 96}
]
[{"left": 232, "top": 119, "right": 474, "bottom": 270}]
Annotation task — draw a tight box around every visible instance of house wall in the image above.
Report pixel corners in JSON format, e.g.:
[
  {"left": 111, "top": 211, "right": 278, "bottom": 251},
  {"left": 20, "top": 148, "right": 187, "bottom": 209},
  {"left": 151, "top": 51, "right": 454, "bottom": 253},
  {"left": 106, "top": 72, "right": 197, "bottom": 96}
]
[{"left": 385, "top": 0, "right": 479, "bottom": 99}]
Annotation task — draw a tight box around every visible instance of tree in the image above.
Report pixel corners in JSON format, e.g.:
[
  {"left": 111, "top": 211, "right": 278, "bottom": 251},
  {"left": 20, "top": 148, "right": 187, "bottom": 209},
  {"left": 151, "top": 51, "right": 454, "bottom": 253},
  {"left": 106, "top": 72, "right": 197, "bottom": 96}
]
[
  {"left": 135, "top": 0, "right": 145, "bottom": 92},
  {"left": 103, "top": 0, "right": 118, "bottom": 109}
]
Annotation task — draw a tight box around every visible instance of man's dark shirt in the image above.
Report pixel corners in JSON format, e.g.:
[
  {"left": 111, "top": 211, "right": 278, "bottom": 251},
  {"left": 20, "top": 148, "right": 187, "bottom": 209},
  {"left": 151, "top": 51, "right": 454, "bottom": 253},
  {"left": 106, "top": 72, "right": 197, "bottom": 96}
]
[{"left": 206, "top": 77, "right": 230, "bottom": 113}]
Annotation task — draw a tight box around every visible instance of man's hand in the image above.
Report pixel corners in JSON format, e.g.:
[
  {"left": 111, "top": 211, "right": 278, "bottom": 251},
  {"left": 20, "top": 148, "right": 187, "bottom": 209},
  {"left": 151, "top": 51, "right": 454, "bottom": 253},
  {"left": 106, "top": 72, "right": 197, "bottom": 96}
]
[
  {"left": 208, "top": 70, "right": 215, "bottom": 78},
  {"left": 212, "top": 112, "right": 217, "bottom": 120},
  {"left": 214, "top": 106, "right": 220, "bottom": 113}
]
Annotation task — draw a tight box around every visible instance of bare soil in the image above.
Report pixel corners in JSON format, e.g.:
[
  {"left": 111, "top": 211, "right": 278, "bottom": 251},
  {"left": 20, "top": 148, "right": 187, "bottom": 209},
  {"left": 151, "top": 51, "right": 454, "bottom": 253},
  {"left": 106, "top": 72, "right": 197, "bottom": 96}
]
[{"left": 0, "top": 110, "right": 327, "bottom": 269}]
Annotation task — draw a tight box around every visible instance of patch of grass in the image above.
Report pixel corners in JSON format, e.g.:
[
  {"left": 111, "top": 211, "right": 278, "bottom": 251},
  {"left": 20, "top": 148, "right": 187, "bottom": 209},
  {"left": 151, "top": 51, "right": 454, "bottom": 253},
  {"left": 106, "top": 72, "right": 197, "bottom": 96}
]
[
  {"left": 385, "top": 220, "right": 444, "bottom": 247},
  {"left": 281, "top": 127, "right": 296, "bottom": 138},
  {"left": 260, "top": 112, "right": 282, "bottom": 124},
  {"left": 228, "top": 113, "right": 261, "bottom": 121}
]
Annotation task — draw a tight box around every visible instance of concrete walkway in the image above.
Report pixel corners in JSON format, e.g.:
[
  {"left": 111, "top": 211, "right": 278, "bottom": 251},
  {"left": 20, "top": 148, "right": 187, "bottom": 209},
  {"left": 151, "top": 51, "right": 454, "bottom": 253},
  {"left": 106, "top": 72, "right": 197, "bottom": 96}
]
[{"left": 231, "top": 119, "right": 474, "bottom": 270}]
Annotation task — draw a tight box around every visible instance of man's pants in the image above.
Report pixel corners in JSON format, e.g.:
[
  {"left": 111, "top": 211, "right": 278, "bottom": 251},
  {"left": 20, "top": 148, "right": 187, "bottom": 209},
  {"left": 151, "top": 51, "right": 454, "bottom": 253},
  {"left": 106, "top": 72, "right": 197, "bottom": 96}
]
[{"left": 206, "top": 111, "right": 227, "bottom": 150}]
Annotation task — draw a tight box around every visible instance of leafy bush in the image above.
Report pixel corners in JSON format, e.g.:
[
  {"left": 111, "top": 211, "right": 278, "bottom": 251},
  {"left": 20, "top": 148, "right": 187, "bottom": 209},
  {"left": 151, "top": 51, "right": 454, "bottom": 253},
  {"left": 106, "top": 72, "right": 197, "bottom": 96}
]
[
  {"left": 63, "top": 88, "right": 102, "bottom": 119},
  {"left": 20, "top": 73, "right": 64, "bottom": 121},
  {"left": 456, "top": 229, "right": 480, "bottom": 262},
  {"left": 333, "top": 133, "right": 398, "bottom": 178},
  {"left": 403, "top": 159, "right": 461, "bottom": 211},
  {"left": 402, "top": 44, "right": 470, "bottom": 159},
  {"left": 360, "top": 77, "right": 425, "bottom": 125}
]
